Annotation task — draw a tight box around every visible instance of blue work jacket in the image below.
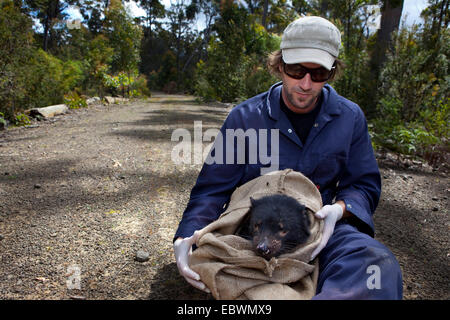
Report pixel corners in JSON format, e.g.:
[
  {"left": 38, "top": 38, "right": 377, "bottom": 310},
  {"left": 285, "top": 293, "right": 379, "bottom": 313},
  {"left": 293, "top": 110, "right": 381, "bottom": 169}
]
[{"left": 174, "top": 82, "right": 381, "bottom": 240}]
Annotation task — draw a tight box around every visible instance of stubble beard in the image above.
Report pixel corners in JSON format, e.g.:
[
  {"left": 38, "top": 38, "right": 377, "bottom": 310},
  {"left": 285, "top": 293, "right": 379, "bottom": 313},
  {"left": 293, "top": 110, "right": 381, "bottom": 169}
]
[{"left": 283, "top": 86, "right": 320, "bottom": 113}]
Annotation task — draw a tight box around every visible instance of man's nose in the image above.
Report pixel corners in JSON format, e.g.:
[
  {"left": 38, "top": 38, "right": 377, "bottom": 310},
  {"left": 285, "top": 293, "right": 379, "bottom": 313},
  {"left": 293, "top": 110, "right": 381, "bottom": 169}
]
[{"left": 299, "top": 72, "right": 313, "bottom": 91}]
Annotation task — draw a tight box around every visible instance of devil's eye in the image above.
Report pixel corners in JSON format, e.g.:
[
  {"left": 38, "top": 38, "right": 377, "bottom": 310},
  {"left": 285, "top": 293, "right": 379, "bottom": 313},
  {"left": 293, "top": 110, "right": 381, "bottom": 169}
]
[
  {"left": 278, "top": 223, "right": 288, "bottom": 236},
  {"left": 279, "top": 230, "right": 288, "bottom": 237}
]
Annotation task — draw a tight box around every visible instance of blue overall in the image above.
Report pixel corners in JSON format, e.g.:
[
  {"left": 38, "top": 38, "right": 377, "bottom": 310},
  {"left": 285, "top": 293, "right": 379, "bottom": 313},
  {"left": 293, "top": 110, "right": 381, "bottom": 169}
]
[{"left": 174, "top": 82, "right": 402, "bottom": 299}]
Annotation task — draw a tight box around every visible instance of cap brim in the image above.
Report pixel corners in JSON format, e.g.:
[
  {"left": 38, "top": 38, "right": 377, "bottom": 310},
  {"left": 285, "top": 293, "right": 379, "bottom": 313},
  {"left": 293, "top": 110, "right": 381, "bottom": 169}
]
[{"left": 282, "top": 48, "right": 335, "bottom": 70}]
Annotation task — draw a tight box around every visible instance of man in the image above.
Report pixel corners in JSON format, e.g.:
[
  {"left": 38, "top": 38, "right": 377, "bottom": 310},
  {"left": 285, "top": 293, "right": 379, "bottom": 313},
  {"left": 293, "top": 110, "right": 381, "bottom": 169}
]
[{"left": 173, "top": 16, "right": 402, "bottom": 299}]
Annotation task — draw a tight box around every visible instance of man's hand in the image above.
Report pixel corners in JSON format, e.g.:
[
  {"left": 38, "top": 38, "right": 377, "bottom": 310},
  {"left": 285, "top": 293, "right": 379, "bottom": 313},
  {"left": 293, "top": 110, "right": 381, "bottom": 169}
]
[
  {"left": 173, "top": 231, "right": 210, "bottom": 293},
  {"left": 310, "top": 202, "right": 345, "bottom": 261}
]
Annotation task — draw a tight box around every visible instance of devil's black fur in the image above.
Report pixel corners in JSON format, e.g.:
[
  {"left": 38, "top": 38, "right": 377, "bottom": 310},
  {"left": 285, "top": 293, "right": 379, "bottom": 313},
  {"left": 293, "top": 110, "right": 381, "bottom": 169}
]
[{"left": 237, "top": 194, "right": 311, "bottom": 260}]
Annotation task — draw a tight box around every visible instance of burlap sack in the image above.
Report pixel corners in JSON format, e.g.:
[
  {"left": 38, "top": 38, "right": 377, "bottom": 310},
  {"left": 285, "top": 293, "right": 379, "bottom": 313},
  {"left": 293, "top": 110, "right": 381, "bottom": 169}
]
[{"left": 189, "top": 169, "right": 324, "bottom": 300}]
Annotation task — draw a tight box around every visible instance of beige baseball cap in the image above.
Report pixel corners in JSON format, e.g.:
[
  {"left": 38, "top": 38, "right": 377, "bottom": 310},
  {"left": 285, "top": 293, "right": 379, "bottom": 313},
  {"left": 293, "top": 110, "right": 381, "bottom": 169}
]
[{"left": 280, "top": 16, "right": 341, "bottom": 70}]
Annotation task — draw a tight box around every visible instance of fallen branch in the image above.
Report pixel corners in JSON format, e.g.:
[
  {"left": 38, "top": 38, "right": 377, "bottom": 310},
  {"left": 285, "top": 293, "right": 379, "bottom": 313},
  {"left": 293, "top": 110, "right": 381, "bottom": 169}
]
[{"left": 29, "top": 104, "right": 68, "bottom": 119}]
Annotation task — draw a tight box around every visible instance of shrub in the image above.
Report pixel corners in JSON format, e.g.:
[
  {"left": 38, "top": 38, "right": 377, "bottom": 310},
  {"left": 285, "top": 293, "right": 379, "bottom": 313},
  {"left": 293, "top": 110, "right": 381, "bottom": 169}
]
[
  {"left": 378, "top": 25, "right": 449, "bottom": 122},
  {"left": 0, "top": 0, "right": 34, "bottom": 120},
  {"left": 26, "top": 49, "right": 66, "bottom": 107},
  {"left": 61, "top": 60, "right": 85, "bottom": 93},
  {"left": 373, "top": 24, "right": 449, "bottom": 166},
  {"left": 21, "top": 50, "right": 84, "bottom": 110},
  {"left": 243, "top": 59, "right": 279, "bottom": 98},
  {"left": 14, "top": 113, "right": 31, "bottom": 126},
  {"left": 130, "top": 75, "right": 151, "bottom": 97},
  {"left": 372, "top": 120, "right": 438, "bottom": 155},
  {"left": 102, "top": 73, "right": 121, "bottom": 95},
  {"left": 64, "top": 91, "right": 88, "bottom": 109},
  {"left": 102, "top": 71, "right": 150, "bottom": 98},
  {"left": 0, "top": 112, "right": 7, "bottom": 128},
  {"left": 420, "top": 97, "right": 450, "bottom": 140},
  {"left": 194, "top": 20, "right": 280, "bottom": 103}
]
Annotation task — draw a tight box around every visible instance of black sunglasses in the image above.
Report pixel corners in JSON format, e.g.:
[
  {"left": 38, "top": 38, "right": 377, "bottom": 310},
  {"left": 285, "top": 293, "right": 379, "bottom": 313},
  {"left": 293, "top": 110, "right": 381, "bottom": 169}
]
[{"left": 283, "top": 62, "right": 335, "bottom": 82}]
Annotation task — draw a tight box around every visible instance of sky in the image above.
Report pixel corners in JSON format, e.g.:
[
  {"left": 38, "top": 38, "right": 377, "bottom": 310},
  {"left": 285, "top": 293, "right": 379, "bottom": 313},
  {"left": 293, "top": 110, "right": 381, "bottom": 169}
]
[
  {"left": 64, "top": 0, "right": 430, "bottom": 32},
  {"left": 125, "top": 0, "right": 430, "bottom": 27},
  {"left": 401, "top": 0, "right": 429, "bottom": 26}
]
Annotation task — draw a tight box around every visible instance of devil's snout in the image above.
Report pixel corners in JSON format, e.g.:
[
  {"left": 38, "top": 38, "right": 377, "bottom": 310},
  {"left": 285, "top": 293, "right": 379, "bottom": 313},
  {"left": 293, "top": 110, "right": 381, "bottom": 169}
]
[{"left": 256, "top": 240, "right": 270, "bottom": 256}]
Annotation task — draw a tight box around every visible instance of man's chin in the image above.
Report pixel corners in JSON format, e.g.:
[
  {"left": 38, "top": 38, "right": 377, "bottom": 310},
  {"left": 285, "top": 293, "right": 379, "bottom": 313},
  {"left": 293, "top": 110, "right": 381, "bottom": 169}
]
[{"left": 291, "top": 99, "right": 317, "bottom": 112}]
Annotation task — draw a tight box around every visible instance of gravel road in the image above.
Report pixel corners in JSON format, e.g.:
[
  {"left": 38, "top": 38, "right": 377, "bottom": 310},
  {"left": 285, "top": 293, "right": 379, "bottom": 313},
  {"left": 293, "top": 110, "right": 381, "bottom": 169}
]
[{"left": 0, "top": 93, "right": 448, "bottom": 299}]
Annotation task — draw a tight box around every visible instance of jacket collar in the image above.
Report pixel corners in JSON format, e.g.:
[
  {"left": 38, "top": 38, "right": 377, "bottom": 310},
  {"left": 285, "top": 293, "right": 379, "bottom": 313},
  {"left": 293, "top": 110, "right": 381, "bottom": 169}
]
[{"left": 266, "top": 82, "right": 342, "bottom": 121}]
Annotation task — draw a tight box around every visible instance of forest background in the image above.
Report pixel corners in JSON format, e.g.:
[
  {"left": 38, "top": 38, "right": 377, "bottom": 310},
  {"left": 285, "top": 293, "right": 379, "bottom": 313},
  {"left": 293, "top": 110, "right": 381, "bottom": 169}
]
[{"left": 0, "top": 0, "right": 448, "bottom": 167}]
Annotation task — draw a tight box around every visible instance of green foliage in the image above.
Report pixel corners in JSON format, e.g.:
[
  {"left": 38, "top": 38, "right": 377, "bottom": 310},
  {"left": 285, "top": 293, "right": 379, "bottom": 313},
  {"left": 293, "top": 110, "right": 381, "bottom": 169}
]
[
  {"left": 420, "top": 97, "right": 450, "bottom": 140},
  {"left": 266, "top": 0, "right": 299, "bottom": 33},
  {"left": 64, "top": 92, "right": 88, "bottom": 109},
  {"left": 326, "top": 0, "right": 379, "bottom": 116},
  {"left": 194, "top": 39, "right": 246, "bottom": 102},
  {"left": 0, "top": 0, "right": 34, "bottom": 120},
  {"left": 83, "top": 34, "right": 114, "bottom": 97},
  {"left": 23, "top": 0, "right": 72, "bottom": 52},
  {"left": 0, "top": 1, "right": 87, "bottom": 120},
  {"left": 154, "top": 50, "right": 177, "bottom": 90},
  {"left": 378, "top": 26, "right": 447, "bottom": 121},
  {"left": 0, "top": 112, "right": 6, "bottom": 127},
  {"left": 397, "top": 127, "right": 438, "bottom": 155},
  {"left": 102, "top": 73, "right": 121, "bottom": 93},
  {"left": 372, "top": 20, "right": 449, "bottom": 164},
  {"left": 14, "top": 113, "right": 32, "bottom": 127},
  {"left": 102, "top": 72, "right": 150, "bottom": 98},
  {"left": 0, "top": 0, "right": 149, "bottom": 122},
  {"left": 104, "top": 0, "right": 143, "bottom": 74},
  {"left": 130, "top": 75, "right": 151, "bottom": 98},
  {"left": 194, "top": 3, "right": 280, "bottom": 102},
  {"left": 372, "top": 119, "right": 439, "bottom": 155},
  {"left": 62, "top": 60, "right": 85, "bottom": 92},
  {"left": 25, "top": 49, "right": 82, "bottom": 108},
  {"left": 372, "top": 96, "right": 448, "bottom": 163},
  {"left": 377, "top": 96, "right": 402, "bottom": 125},
  {"left": 243, "top": 63, "right": 278, "bottom": 98}
]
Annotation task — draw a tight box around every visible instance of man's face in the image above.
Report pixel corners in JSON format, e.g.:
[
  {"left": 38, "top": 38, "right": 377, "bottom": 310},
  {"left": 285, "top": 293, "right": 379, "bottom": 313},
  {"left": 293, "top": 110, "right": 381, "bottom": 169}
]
[{"left": 279, "top": 62, "right": 327, "bottom": 114}]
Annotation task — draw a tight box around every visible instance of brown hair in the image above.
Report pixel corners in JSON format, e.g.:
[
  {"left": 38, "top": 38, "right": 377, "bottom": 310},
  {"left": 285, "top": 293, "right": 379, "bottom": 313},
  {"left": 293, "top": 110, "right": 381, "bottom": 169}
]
[{"left": 267, "top": 49, "right": 345, "bottom": 81}]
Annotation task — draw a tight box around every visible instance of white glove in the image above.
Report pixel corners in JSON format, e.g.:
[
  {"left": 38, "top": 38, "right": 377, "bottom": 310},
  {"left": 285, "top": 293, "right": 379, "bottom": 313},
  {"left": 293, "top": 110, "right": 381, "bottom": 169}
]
[
  {"left": 173, "top": 231, "right": 210, "bottom": 293},
  {"left": 310, "top": 203, "right": 344, "bottom": 261}
]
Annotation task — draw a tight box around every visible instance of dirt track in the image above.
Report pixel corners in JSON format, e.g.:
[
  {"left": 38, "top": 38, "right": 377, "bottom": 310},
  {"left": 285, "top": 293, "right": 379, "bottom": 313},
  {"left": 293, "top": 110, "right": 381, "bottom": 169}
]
[{"left": 0, "top": 94, "right": 448, "bottom": 300}]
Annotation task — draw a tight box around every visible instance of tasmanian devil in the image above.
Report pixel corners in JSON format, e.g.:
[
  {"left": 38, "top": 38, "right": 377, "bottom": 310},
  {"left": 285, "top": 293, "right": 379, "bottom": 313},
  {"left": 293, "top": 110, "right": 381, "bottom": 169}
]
[{"left": 237, "top": 194, "right": 311, "bottom": 260}]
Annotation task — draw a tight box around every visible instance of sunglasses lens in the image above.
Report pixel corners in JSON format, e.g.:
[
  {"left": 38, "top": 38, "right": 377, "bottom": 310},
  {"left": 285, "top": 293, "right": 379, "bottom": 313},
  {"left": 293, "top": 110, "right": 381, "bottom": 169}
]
[
  {"left": 311, "top": 68, "right": 330, "bottom": 82},
  {"left": 284, "top": 63, "right": 332, "bottom": 82},
  {"left": 284, "top": 64, "right": 307, "bottom": 79}
]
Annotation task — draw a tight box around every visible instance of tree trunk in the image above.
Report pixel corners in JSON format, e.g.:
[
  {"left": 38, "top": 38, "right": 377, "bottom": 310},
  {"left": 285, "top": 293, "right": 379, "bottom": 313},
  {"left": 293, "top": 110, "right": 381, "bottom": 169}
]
[
  {"left": 43, "top": 15, "right": 50, "bottom": 51},
  {"left": 319, "top": 0, "right": 329, "bottom": 17},
  {"left": 435, "top": 0, "right": 449, "bottom": 38},
  {"left": 370, "top": 0, "right": 404, "bottom": 74},
  {"left": 42, "top": 0, "right": 60, "bottom": 52},
  {"left": 262, "top": 0, "right": 269, "bottom": 29}
]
